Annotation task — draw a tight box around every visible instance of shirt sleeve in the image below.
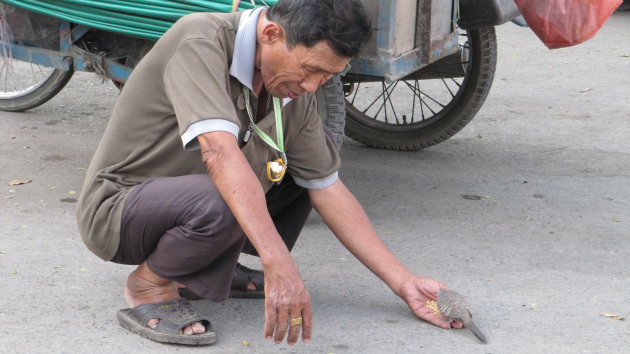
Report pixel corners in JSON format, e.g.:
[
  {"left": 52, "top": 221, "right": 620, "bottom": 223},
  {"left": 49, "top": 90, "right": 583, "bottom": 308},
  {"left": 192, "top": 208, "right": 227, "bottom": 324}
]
[
  {"left": 163, "top": 37, "right": 241, "bottom": 150},
  {"left": 286, "top": 95, "right": 341, "bottom": 190}
]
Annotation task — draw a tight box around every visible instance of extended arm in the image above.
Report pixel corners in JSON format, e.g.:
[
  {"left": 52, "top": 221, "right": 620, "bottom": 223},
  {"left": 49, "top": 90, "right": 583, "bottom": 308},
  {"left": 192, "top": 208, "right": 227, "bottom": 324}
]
[
  {"left": 198, "top": 131, "right": 312, "bottom": 344},
  {"left": 309, "top": 178, "right": 461, "bottom": 329},
  {"left": 309, "top": 178, "right": 414, "bottom": 294}
]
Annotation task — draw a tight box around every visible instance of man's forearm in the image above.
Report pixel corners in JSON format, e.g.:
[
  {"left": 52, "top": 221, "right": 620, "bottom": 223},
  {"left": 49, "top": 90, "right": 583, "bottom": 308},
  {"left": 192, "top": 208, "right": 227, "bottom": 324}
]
[
  {"left": 309, "top": 180, "right": 415, "bottom": 296},
  {"left": 198, "top": 132, "right": 290, "bottom": 265}
]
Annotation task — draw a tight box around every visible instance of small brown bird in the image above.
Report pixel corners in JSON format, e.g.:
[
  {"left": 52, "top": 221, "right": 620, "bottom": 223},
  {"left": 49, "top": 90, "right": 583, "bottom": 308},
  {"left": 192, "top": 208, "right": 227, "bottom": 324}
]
[{"left": 437, "top": 289, "right": 487, "bottom": 343}]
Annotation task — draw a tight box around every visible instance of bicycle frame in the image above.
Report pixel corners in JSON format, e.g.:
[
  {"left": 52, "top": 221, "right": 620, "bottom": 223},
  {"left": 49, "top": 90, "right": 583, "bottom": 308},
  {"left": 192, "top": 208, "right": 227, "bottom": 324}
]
[{"left": 1, "top": 20, "right": 133, "bottom": 83}]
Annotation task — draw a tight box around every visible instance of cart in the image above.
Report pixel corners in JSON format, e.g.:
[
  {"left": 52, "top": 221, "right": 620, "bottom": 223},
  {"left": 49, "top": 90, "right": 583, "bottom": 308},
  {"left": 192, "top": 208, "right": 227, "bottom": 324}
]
[{"left": 0, "top": 0, "right": 520, "bottom": 150}]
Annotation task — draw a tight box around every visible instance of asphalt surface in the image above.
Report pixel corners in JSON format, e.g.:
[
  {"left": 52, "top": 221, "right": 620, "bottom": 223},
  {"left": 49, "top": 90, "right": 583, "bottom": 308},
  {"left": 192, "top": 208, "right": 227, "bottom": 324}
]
[{"left": 1, "top": 10, "right": 629, "bottom": 354}]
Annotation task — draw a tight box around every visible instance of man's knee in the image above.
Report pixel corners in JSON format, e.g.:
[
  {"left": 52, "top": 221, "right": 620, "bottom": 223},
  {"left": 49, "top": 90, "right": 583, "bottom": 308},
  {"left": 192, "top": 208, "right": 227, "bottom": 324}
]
[{"left": 179, "top": 175, "right": 242, "bottom": 241}]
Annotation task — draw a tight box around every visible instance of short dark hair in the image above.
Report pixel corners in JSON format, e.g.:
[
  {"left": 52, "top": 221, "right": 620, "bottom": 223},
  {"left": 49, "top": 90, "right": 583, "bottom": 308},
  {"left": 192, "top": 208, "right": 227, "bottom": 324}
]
[{"left": 267, "top": 0, "right": 372, "bottom": 58}]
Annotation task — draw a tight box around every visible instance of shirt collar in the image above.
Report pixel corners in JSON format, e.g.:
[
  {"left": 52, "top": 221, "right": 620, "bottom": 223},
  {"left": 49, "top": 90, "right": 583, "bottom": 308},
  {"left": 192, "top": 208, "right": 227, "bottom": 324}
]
[
  {"left": 229, "top": 7, "right": 264, "bottom": 92},
  {"left": 230, "top": 8, "right": 293, "bottom": 106}
]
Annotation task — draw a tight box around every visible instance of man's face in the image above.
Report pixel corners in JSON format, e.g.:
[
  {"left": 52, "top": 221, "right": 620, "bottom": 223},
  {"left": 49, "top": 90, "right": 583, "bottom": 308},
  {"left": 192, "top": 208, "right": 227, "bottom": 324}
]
[{"left": 260, "top": 39, "right": 350, "bottom": 99}]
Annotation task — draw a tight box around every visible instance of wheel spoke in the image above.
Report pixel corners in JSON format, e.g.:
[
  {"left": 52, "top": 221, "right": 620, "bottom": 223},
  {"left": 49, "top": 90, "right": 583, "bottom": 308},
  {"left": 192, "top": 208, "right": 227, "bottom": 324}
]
[
  {"left": 10, "top": 75, "right": 18, "bottom": 92},
  {"left": 9, "top": 63, "right": 19, "bottom": 92},
  {"left": 35, "top": 62, "right": 46, "bottom": 81},
  {"left": 3, "top": 63, "right": 9, "bottom": 93},
  {"left": 362, "top": 80, "right": 395, "bottom": 115},
  {"left": 402, "top": 80, "right": 440, "bottom": 117},
  {"left": 373, "top": 80, "right": 401, "bottom": 123},
  {"left": 350, "top": 82, "right": 361, "bottom": 105},
  {"left": 417, "top": 80, "right": 427, "bottom": 121},
  {"left": 411, "top": 80, "right": 417, "bottom": 123},
  {"left": 1, "top": 42, "right": 12, "bottom": 67},
  {"left": 383, "top": 81, "right": 401, "bottom": 124},
  {"left": 30, "top": 62, "right": 39, "bottom": 86},
  {"left": 403, "top": 81, "right": 437, "bottom": 107},
  {"left": 441, "top": 78, "right": 456, "bottom": 98},
  {"left": 415, "top": 88, "right": 446, "bottom": 109},
  {"left": 380, "top": 81, "right": 389, "bottom": 123},
  {"left": 0, "top": 61, "right": 6, "bottom": 88}
]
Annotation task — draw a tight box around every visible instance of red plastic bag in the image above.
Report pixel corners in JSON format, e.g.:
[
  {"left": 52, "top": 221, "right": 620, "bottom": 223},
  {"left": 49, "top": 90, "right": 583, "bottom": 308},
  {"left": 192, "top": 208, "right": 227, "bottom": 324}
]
[{"left": 514, "top": 0, "right": 622, "bottom": 49}]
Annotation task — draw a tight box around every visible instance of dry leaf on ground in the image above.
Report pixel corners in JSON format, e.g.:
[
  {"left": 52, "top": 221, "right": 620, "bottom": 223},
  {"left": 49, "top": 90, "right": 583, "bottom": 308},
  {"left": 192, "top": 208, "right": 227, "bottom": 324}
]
[
  {"left": 600, "top": 313, "right": 625, "bottom": 321},
  {"left": 8, "top": 179, "right": 31, "bottom": 186}
]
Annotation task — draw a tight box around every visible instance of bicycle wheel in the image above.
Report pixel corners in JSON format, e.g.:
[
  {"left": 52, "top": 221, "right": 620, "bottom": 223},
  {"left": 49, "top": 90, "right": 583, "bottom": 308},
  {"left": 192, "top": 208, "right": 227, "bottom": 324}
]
[
  {"left": 0, "top": 58, "right": 74, "bottom": 112},
  {"left": 344, "top": 27, "right": 497, "bottom": 151}
]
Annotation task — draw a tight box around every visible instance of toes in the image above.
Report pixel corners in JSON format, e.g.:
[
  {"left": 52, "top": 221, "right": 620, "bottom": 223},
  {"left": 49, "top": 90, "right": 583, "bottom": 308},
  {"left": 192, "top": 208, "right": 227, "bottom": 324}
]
[
  {"left": 246, "top": 281, "right": 257, "bottom": 291},
  {"left": 192, "top": 321, "right": 206, "bottom": 334},
  {"left": 148, "top": 319, "right": 204, "bottom": 335},
  {"left": 147, "top": 319, "right": 160, "bottom": 329},
  {"left": 179, "top": 322, "right": 205, "bottom": 335}
]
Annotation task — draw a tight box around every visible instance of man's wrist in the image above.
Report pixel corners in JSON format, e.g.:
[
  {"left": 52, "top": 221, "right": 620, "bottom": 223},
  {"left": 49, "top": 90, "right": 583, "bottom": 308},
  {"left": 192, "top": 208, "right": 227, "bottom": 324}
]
[
  {"left": 391, "top": 272, "right": 416, "bottom": 297},
  {"left": 260, "top": 252, "right": 295, "bottom": 269}
]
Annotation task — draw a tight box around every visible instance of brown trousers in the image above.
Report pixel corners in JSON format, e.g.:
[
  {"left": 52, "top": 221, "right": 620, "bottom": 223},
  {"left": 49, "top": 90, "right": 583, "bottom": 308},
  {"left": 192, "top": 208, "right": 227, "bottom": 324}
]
[{"left": 112, "top": 174, "right": 311, "bottom": 301}]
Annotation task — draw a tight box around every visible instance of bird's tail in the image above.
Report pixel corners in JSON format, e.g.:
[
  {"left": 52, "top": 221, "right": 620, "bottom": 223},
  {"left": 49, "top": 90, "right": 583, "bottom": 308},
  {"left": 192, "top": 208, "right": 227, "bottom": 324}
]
[{"left": 464, "top": 319, "right": 487, "bottom": 343}]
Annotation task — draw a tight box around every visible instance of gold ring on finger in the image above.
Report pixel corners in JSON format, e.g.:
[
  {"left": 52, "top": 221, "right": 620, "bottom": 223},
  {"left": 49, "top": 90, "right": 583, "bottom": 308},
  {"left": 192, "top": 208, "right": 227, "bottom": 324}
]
[{"left": 290, "top": 317, "right": 302, "bottom": 326}]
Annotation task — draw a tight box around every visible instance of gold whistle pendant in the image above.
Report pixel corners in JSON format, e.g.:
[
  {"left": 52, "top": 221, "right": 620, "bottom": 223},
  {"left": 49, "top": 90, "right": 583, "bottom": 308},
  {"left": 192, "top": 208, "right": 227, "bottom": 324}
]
[{"left": 266, "top": 158, "right": 287, "bottom": 182}]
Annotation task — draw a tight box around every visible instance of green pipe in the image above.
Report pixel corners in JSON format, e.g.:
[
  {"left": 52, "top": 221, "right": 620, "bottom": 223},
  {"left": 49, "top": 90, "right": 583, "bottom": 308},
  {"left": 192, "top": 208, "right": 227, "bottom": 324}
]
[
  {"left": 1, "top": 0, "right": 163, "bottom": 39},
  {"left": 64, "top": 3, "right": 174, "bottom": 28},
  {"left": 172, "top": 0, "right": 277, "bottom": 10},
  {"left": 52, "top": 0, "right": 192, "bottom": 21},
  {"left": 0, "top": 0, "right": 278, "bottom": 39},
  {"left": 87, "top": 0, "right": 226, "bottom": 15},
  {"left": 181, "top": 0, "right": 254, "bottom": 9},
  {"left": 120, "top": 0, "right": 212, "bottom": 13},
  {"left": 34, "top": 0, "right": 172, "bottom": 33}
]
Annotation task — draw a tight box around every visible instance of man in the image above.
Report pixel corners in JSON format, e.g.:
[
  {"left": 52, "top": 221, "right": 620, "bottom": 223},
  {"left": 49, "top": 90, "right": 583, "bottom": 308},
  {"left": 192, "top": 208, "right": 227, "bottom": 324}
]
[{"left": 77, "top": 0, "right": 462, "bottom": 346}]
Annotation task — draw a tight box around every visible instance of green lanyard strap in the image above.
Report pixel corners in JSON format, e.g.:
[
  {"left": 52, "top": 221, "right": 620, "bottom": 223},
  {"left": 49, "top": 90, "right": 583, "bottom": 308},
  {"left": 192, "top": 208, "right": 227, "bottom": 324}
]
[{"left": 242, "top": 87, "right": 287, "bottom": 164}]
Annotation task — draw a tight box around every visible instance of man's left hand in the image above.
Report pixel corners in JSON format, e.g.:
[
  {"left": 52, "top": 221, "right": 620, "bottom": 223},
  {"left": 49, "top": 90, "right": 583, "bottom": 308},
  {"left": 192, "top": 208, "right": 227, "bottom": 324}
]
[{"left": 398, "top": 276, "right": 464, "bottom": 329}]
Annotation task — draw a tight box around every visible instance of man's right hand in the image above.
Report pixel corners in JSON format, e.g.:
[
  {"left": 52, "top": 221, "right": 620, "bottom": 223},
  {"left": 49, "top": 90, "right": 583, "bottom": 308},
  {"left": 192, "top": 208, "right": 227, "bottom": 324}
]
[{"left": 262, "top": 255, "right": 312, "bottom": 345}]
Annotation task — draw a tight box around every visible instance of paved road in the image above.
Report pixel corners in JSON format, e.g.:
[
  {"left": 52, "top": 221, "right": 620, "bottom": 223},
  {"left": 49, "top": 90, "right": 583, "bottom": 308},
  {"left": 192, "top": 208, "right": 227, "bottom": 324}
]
[{"left": 1, "top": 10, "right": 629, "bottom": 354}]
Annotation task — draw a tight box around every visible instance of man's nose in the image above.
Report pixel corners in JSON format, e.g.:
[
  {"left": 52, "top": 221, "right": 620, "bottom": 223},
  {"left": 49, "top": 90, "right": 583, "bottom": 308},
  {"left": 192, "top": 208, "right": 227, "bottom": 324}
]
[
  {"left": 299, "top": 76, "right": 320, "bottom": 93},
  {"left": 300, "top": 72, "right": 331, "bottom": 93}
]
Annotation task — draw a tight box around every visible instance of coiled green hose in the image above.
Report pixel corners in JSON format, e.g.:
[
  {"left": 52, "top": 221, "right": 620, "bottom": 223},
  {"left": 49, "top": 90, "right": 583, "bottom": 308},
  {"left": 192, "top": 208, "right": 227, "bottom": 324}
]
[{"left": 0, "top": 0, "right": 277, "bottom": 40}]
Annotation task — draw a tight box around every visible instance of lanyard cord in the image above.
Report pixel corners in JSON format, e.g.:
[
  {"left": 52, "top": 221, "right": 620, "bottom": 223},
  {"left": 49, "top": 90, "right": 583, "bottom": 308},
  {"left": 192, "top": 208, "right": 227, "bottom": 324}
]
[
  {"left": 242, "top": 87, "right": 287, "bottom": 164},
  {"left": 231, "top": 0, "right": 241, "bottom": 12}
]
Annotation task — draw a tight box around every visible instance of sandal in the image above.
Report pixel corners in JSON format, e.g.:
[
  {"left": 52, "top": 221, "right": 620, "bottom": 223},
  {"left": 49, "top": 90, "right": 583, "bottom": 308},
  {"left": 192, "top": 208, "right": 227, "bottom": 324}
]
[
  {"left": 116, "top": 298, "right": 216, "bottom": 345},
  {"left": 229, "top": 263, "right": 265, "bottom": 299},
  {"left": 178, "top": 263, "right": 265, "bottom": 300}
]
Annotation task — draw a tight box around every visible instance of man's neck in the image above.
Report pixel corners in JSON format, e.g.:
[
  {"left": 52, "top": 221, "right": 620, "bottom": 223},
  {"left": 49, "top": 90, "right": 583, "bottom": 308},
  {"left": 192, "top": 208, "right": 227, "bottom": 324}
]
[
  {"left": 252, "top": 69, "right": 264, "bottom": 96},
  {"left": 255, "top": 87, "right": 270, "bottom": 122}
]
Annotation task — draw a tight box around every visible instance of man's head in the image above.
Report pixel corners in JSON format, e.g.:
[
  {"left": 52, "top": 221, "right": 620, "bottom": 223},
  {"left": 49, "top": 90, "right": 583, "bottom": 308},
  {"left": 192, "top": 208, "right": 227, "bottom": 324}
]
[{"left": 256, "top": 0, "right": 371, "bottom": 98}]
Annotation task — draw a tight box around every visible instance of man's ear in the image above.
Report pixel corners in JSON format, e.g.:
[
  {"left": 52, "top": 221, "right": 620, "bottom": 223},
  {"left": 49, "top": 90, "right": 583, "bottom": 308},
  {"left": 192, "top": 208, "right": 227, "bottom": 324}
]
[{"left": 260, "top": 22, "right": 284, "bottom": 45}]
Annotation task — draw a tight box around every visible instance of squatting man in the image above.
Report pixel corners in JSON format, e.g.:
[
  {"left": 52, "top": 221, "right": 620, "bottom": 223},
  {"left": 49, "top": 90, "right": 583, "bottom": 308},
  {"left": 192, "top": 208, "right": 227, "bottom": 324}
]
[{"left": 76, "top": 0, "right": 463, "bottom": 345}]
